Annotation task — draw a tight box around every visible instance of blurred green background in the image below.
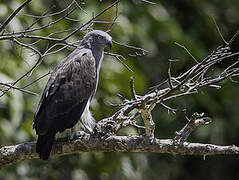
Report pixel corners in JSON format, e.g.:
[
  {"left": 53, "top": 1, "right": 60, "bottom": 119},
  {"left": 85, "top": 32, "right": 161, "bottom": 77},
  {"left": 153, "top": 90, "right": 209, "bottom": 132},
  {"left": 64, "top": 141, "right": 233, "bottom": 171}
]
[{"left": 0, "top": 0, "right": 239, "bottom": 179}]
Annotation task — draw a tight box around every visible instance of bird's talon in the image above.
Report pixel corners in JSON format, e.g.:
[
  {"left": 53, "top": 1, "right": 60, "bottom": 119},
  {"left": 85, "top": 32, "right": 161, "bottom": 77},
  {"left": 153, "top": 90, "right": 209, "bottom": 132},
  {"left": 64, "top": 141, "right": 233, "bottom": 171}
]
[{"left": 68, "top": 131, "right": 85, "bottom": 141}]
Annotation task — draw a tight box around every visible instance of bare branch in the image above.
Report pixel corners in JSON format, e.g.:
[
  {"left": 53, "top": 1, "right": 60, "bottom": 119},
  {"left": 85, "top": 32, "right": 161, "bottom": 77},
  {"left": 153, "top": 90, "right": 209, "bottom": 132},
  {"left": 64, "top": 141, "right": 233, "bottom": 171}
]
[
  {"left": 0, "top": 0, "right": 32, "bottom": 32},
  {"left": 105, "top": 52, "right": 133, "bottom": 72},
  {"left": 140, "top": 102, "right": 156, "bottom": 137},
  {"left": 0, "top": 83, "right": 38, "bottom": 96},
  {"left": 0, "top": 1, "right": 124, "bottom": 97},
  {"left": 160, "top": 102, "right": 186, "bottom": 114},
  {"left": 173, "top": 112, "right": 212, "bottom": 145},
  {"left": 0, "top": 34, "right": 62, "bottom": 42},
  {"left": 13, "top": 38, "right": 42, "bottom": 57},
  {"left": 61, "top": 0, "right": 120, "bottom": 42},
  {"left": 130, "top": 76, "right": 137, "bottom": 100},
  {"left": 167, "top": 60, "right": 173, "bottom": 89},
  {"left": 107, "top": 2, "right": 119, "bottom": 30},
  {"left": 0, "top": 57, "right": 42, "bottom": 98},
  {"left": 229, "top": 30, "right": 239, "bottom": 45},
  {"left": 175, "top": 42, "right": 199, "bottom": 64},
  {"left": 1, "top": 0, "right": 239, "bottom": 169},
  {"left": 141, "top": 0, "right": 157, "bottom": 5},
  {"left": 0, "top": 133, "right": 238, "bottom": 168},
  {"left": 112, "top": 40, "right": 148, "bottom": 56},
  {"left": 211, "top": 16, "right": 229, "bottom": 45},
  {"left": 21, "top": 71, "right": 51, "bottom": 89},
  {"left": 25, "top": 5, "right": 56, "bottom": 30}
]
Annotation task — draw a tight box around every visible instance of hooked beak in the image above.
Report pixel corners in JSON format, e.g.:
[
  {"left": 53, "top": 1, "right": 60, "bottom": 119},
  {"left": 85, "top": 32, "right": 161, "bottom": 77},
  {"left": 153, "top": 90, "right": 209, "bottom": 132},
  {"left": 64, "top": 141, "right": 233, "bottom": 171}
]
[{"left": 106, "top": 41, "right": 112, "bottom": 49}]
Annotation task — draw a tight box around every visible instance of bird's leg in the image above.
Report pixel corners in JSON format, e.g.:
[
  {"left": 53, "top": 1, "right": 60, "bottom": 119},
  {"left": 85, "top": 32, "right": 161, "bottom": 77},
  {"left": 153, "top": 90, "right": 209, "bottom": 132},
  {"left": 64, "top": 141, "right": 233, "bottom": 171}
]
[
  {"left": 68, "top": 122, "right": 82, "bottom": 141},
  {"left": 71, "top": 126, "right": 77, "bottom": 135},
  {"left": 69, "top": 102, "right": 95, "bottom": 141}
]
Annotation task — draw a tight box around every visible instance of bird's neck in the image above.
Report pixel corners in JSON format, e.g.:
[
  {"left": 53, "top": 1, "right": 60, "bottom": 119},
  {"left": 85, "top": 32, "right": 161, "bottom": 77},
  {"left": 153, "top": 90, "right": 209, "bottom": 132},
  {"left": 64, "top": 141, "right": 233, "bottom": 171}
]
[
  {"left": 78, "top": 43, "right": 104, "bottom": 73},
  {"left": 91, "top": 47, "right": 104, "bottom": 97},
  {"left": 92, "top": 48, "right": 104, "bottom": 72}
]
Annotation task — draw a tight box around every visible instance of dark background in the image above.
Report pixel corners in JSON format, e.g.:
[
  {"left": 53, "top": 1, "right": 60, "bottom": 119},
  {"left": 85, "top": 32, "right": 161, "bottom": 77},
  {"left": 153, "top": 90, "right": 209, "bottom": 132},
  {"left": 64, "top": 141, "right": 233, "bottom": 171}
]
[{"left": 0, "top": 0, "right": 239, "bottom": 179}]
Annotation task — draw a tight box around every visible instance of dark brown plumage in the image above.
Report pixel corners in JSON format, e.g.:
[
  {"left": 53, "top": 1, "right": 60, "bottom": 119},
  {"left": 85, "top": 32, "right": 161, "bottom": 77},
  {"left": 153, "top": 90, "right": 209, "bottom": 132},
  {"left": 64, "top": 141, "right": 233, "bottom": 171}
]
[{"left": 33, "top": 30, "right": 112, "bottom": 160}]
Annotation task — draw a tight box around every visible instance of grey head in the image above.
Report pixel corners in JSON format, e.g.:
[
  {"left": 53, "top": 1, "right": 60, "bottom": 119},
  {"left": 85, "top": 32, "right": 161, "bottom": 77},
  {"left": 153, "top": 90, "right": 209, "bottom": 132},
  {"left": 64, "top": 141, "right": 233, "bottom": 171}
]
[{"left": 80, "top": 30, "right": 112, "bottom": 50}]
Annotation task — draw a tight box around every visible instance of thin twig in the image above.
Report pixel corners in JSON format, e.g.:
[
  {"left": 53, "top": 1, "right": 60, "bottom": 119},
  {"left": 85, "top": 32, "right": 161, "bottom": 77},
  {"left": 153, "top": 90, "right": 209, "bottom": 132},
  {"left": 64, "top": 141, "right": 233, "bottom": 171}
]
[
  {"left": 21, "top": 72, "right": 51, "bottom": 89},
  {"left": 108, "top": 2, "right": 119, "bottom": 30},
  {"left": 61, "top": 0, "right": 121, "bottom": 42},
  {"left": 168, "top": 60, "right": 173, "bottom": 89},
  {"left": 211, "top": 16, "right": 228, "bottom": 45},
  {"left": 113, "top": 40, "right": 148, "bottom": 54},
  {"left": 130, "top": 76, "right": 137, "bottom": 100},
  {"left": 229, "top": 30, "right": 239, "bottom": 46},
  {"left": 0, "top": 83, "right": 38, "bottom": 96},
  {"left": 105, "top": 52, "right": 134, "bottom": 72},
  {"left": 141, "top": 0, "right": 157, "bottom": 5},
  {"left": 0, "top": 0, "right": 32, "bottom": 32},
  {"left": 175, "top": 42, "right": 199, "bottom": 64},
  {"left": 25, "top": 5, "right": 56, "bottom": 30}
]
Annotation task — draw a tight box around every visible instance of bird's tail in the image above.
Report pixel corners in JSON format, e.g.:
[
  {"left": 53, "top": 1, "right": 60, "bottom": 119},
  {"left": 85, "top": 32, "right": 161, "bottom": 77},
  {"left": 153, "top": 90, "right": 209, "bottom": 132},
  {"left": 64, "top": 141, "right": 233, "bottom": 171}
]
[{"left": 36, "top": 132, "right": 55, "bottom": 160}]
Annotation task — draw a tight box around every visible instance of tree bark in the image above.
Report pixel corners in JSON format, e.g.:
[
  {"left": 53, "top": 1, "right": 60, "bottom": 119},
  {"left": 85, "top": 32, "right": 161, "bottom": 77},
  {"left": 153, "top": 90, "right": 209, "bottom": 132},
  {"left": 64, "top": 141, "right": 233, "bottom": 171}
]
[{"left": 0, "top": 132, "right": 238, "bottom": 168}]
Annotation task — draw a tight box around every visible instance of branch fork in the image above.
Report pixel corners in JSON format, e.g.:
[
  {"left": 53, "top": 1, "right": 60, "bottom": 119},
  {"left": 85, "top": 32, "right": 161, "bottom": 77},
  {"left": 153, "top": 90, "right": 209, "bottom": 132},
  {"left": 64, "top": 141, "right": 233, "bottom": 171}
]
[
  {"left": 173, "top": 112, "right": 212, "bottom": 146},
  {"left": 140, "top": 102, "right": 156, "bottom": 138},
  {"left": 130, "top": 76, "right": 156, "bottom": 137},
  {"left": 1, "top": 1, "right": 239, "bottom": 167}
]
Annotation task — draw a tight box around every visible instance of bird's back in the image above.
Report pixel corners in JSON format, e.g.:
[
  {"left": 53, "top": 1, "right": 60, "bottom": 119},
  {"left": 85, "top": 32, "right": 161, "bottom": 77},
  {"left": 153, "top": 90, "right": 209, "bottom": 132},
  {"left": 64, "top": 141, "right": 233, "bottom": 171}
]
[
  {"left": 34, "top": 47, "right": 97, "bottom": 134},
  {"left": 33, "top": 47, "right": 97, "bottom": 159}
]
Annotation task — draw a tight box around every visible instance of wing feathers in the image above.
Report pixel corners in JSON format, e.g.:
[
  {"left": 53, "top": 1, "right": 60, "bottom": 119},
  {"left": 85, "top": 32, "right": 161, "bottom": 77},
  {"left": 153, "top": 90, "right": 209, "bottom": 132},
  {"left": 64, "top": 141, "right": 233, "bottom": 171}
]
[{"left": 34, "top": 48, "right": 97, "bottom": 135}]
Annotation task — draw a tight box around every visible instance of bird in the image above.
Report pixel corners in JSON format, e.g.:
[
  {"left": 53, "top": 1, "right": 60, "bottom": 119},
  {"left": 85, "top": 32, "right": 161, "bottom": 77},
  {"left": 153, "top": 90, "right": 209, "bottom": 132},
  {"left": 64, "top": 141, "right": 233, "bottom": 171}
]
[{"left": 33, "top": 30, "right": 112, "bottom": 160}]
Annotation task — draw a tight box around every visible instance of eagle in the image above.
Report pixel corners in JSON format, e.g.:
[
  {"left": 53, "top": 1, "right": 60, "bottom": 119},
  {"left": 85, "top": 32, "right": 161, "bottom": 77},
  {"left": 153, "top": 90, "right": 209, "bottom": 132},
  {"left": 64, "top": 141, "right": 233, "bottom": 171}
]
[{"left": 33, "top": 30, "right": 112, "bottom": 160}]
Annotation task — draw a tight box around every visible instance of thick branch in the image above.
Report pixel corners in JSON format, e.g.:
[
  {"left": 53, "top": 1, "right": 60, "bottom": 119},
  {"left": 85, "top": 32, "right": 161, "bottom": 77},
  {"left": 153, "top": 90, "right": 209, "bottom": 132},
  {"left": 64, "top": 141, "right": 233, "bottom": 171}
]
[
  {"left": 140, "top": 103, "right": 156, "bottom": 137},
  {"left": 1, "top": 133, "right": 238, "bottom": 168}
]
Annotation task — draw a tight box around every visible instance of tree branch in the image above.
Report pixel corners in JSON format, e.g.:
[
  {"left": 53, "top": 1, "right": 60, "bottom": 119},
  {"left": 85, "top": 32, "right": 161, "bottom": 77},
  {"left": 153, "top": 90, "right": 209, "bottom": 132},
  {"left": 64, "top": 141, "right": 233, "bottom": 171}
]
[
  {"left": 0, "top": 0, "right": 32, "bottom": 32},
  {"left": 1, "top": 0, "right": 239, "bottom": 170},
  {"left": 173, "top": 112, "right": 212, "bottom": 145},
  {"left": 1, "top": 132, "right": 238, "bottom": 168},
  {"left": 0, "top": 0, "right": 122, "bottom": 97}
]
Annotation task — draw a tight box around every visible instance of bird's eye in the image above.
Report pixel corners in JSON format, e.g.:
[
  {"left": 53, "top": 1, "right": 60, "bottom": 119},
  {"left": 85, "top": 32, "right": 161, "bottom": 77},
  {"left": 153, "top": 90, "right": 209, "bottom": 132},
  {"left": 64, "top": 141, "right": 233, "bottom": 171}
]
[{"left": 98, "top": 35, "right": 104, "bottom": 40}]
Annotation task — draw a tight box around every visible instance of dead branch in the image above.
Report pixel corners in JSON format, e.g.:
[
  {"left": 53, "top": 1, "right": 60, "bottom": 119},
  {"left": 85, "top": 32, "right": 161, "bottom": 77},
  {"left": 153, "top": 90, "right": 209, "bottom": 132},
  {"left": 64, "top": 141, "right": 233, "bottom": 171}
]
[
  {"left": 0, "top": 0, "right": 33, "bottom": 32},
  {"left": 0, "top": 31, "right": 239, "bottom": 167},
  {"left": 0, "top": 0, "right": 121, "bottom": 97},
  {"left": 173, "top": 112, "right": 212, "bottom": 145},
  {"left": 0, "top": 0, "right": 239, "bottom": 169},
  {"left": 0, "top": 132, "right": 238, "bottom": 168}
]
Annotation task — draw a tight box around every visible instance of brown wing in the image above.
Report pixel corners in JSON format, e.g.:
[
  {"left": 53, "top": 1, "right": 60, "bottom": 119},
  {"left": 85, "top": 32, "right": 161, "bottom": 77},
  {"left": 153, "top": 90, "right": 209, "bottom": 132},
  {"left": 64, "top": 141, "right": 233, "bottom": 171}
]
[{"left": 34, "top": 48, "right": 97, "bottom": 135}]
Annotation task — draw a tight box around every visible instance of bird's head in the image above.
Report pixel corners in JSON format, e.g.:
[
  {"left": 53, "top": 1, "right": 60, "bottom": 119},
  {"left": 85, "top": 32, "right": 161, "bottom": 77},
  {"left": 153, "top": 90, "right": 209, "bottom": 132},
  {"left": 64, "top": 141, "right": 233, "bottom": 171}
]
[{"left": 82, "top": 30, "right": 112, "bottom": 50}]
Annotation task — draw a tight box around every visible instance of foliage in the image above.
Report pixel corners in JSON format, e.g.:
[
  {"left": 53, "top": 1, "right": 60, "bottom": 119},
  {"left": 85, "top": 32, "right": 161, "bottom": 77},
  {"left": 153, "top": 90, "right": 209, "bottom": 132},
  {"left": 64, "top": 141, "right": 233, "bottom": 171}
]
[{"left": 0, "top": 0, "right": 239, "bottom": 179}]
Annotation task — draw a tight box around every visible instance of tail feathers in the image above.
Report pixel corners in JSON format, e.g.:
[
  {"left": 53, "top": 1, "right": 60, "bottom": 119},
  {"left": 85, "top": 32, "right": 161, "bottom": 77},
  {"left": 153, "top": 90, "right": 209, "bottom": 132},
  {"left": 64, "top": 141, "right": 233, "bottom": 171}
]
[{"left": 36, "top": 132, "right": 55, "bottom": 160}]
